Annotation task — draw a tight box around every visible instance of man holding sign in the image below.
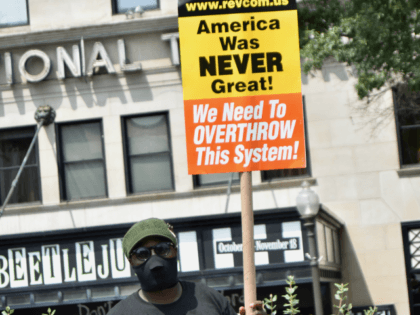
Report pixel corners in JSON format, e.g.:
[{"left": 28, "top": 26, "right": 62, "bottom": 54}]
[{"left": 106, "top": 218, "right": 266, "bottom": 315}]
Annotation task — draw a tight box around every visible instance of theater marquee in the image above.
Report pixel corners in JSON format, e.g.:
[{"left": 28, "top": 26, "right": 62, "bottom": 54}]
[{"left": 0, "top": 215, "right": 306, "bottom": 292}]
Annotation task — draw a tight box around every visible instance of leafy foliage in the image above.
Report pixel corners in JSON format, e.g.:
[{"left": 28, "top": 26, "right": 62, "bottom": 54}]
[
  {"left": 264, "top": 293, "right": 278, "bottom": 315},
  {"left": 334, "top": 283, "right": 353, "bottom": 315},
  {"left": 282, "top": 275, "right": 300, "bottom": 315},
  {"left": 42, "top": 308, "right": 56, "bottom": 315},
  {"left": 264, "top": 277, "right": 378, "bottom": 315},
  {"left": 334, "top": 283, "right": 378, "bottom": 315},
  {"left": 2, "top": 306, "right": 14, "bottom": 315},
  {"left": 364, "top": 306, "right": 379, "bottom": 315},
  {"left": 1, "top": 307, "right": 56, "bottom": 315},
  {"left": 298, "top": 0, "right": 420, "bottom": 99}
]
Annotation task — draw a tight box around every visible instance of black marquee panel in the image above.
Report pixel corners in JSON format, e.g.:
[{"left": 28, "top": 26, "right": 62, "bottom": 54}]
[{"left": 0, "top": 207, "right": 344, "bottom": 312}]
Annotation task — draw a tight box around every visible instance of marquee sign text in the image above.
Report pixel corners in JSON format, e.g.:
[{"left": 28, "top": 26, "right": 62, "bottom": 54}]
[
  {"left": 1, "top": 33, "right": 180, "bottom": 85},
  {"left": 0, "top": 238, "right": 133, "bottom": 290},
  {"left": 216, "top": 237, "right": 299, "bottom": 254}
]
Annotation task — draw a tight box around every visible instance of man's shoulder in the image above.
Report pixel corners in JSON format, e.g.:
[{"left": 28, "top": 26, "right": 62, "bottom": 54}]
[
  {"left": 181, "top": 281, "right": 229, "bottom": 305},
  {"left": 181, "top": 280, "right": 219, "bottom": 295},
  {"left": 180, "top": 281, "right": 237, "bottom": 315},
  {"left": 106, "top": 291, "right": 141, "bottom": 315}
]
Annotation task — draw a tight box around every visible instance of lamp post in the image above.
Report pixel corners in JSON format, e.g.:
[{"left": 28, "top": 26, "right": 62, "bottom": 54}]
[{"left": 296, "top": 181, "right": 323, "bottom": 315}]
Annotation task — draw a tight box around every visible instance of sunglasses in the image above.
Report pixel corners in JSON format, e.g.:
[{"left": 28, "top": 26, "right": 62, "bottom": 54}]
[{"left": 131, "top": 242, "right": 176, "bottom": 262}]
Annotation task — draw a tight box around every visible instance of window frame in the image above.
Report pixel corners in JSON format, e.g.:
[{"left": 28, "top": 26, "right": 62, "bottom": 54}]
[
  {"left": 0, "top": 0, "right": 30, "bottom": 29},
  {"left": 260, "top": 95, "right": 312, "bottom": 182},
  {"left": 0, "top": 125, "right": 42, "bottom": 205},
  {"left": 193, "top": 172, "right": 240, "bottom": 188},
  {"left": 350, "top": 305, "right": 396, "bottom": 315},
  {"left": 393, "top": 88, "right": 420, "bottom": 168},
  {"left": 121, "top": 111, "right": 175, "bottom": 195},
  {"left": 56, "top": 119, "right": 108, "bottom": 202},
  {"left": 401, "top": 221, "right": 420, "bottom": 314},
  {"left": 111, "top": 0, "right": 160, "bottom": 15}
]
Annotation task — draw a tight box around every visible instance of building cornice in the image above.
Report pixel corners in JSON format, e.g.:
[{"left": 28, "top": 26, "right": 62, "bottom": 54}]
[
  {"left": 1, "top": 177, "right": 317, "bottom": 217},
  {"left": 0, "top": 15, "right": 179, "bottom": 50}
]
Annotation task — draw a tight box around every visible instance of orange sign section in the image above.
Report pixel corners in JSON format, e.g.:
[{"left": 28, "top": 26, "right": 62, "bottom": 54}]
[
  {"left": 178, "top": 1, "right": 305, "bottom": 174},
  {"left": 184, "top": 93, "right": 305, "bottom": 174}
]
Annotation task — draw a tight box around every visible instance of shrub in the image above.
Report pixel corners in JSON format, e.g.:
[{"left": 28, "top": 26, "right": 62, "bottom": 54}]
[{"left": 263, "top": 276, "right": 378, "bottom": 315}]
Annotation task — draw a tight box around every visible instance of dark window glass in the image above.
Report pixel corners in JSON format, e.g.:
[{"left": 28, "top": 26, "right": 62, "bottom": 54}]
[
  {"left": 400, "top": 127, "right": 420, "bottom": 165},
  {"left": 58, "top": 122, "right": 107, "bottom": 201},
  {"left": 195, "top": 172, "right": 239, "bottom": 187},
  {"left": 410, "top": 273, "right": 420, "bottom": 304},
  {"left": 261, "top": 168, "right": 308, "bottom": 181},
  {"left": 395, "top": 90, "right": 420, "bottom": 166},
  {"left": 124, "top": 114, "right": 173, "bottom": 194},
  {"left": 114, "top": 0, "right": 159, "bottom": 13},
  {"left": 0, "top": 127, "right": 40, "bottom": 204},
  {"left": 0, "top": 0, "right": 29, "bottom": 27}
]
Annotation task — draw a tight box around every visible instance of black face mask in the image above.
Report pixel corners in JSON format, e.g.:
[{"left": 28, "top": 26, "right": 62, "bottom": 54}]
[{"left": 132, "top": 255, "right": 179, "bottom": 292}]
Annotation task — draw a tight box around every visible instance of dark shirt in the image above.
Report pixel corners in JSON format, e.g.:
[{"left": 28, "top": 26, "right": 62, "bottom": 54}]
[{"left": 107, "top": 281, "right": 237, "bottom": 315}]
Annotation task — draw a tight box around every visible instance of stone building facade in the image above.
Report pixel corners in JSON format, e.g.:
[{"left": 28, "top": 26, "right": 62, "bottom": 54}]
[{"left": 0, "top": 1, "right": 418, "bottom": 314}]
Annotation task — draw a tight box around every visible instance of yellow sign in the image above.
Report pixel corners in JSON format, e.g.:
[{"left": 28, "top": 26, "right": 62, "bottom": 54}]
[{"left": 179, "top": 10, "right": 301, "bottom": 100}]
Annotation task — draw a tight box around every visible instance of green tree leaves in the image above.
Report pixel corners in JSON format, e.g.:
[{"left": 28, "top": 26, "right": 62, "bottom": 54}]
[
  {"left": 298, "top": 0, "right": 420, "bottom": 99},
  {"left": 1, "top": 306, "right": 56, "bottom": 315},
  {"left": 42, "top": 308, "right": 56, "bottom": 315},
  {"left": 263, "top": 279, "right": 378, "bottom": 315},
  {"left": 282, "top": 276, "right": 300, "bottom": 315},
  {"left": 2, "top": 306, "right": 14, "bottom": 315},
  {"left": 264, "top": 293, "right": 278, "bottom": 315}
]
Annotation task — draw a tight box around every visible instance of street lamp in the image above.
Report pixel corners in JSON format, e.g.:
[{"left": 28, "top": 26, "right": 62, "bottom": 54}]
[{"left": 296, "top": 181, "right": 323, "bottom": 315}]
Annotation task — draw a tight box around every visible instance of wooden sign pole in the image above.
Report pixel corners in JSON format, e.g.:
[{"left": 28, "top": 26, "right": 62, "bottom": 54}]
[{"left": 240, "top": 171, "right": 256, "bottom": 314}]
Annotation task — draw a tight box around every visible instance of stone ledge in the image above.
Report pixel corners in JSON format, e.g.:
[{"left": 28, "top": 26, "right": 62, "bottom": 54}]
[
  {"left": 397, "top": 166, "right": 420, "bottom": 177},
  {"left": 0, "top": 72, "right": 181, "bottom": 104},
  {"left": 0, "top": 15, "right": 178, "bottom": 49},
  {"left": 1, "top": 177, "right": 316, "bottom": 216}
]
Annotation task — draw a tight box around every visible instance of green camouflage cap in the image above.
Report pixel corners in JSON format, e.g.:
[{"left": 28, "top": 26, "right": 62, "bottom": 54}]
[{"left": 123, "top": 218, "right": 177, "bottom": 258}]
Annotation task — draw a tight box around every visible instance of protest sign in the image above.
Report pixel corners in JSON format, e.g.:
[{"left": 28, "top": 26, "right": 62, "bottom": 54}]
[{"left": 178, "top": 0, "right": 305, "bottom": 174}]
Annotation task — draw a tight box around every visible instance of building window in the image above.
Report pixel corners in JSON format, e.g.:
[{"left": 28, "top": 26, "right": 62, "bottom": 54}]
[
  {"left": 0, "top": 0, "right": 29, "bottom": 27},
  {"left": 194, "top": 172, "right": 239, "bottom": 187},
  {"left": 123, "top": 113, "right": 174, "bottom": 194},
  {"left": 0, "top": 127, "right": 41, "bottom": 205},
  {"left": 394, "top": 89, "right": 420, "bottom": 167},
  {"left": 261, "top": 168, "right": 309, "bottom": 181},
  {"left": 261, "top": 97, "right": 311, "bottom": 182},
  {"left": 402, "top": 222, "right": 420, "bottom": 314},
  {"left": 113, "top": 0, "right": 159, "bottom": 14},
  {"left": 57, "top": 121, "right": 107, "bottom": 201}
]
